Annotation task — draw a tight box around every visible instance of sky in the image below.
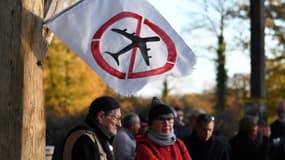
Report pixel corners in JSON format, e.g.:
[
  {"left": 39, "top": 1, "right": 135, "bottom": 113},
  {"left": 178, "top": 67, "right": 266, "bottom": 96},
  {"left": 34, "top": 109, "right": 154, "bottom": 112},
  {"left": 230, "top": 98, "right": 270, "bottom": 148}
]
[{"left": 136, "top": 0, "right": 251, "bottom": 97}]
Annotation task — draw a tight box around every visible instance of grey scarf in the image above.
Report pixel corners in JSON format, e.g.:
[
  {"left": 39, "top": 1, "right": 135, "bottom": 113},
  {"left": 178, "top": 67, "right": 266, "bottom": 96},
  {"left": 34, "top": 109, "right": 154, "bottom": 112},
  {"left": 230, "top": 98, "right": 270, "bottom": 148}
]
[{"left": 147, "top": 130, "right": 176, "bottom": 146}]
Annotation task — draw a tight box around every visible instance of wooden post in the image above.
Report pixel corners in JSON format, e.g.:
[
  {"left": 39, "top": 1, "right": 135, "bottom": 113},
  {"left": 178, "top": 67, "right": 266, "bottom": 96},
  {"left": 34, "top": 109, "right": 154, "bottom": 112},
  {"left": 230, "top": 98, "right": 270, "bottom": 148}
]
[
  {"left": 249, "top": 0, "right": 266, "bottom": 120},
  {"left": 250, "top": 0, "right": 265, "bottom": 99},
  {"left": 0, "top": 0, "right": 46, "bottom": 159}
]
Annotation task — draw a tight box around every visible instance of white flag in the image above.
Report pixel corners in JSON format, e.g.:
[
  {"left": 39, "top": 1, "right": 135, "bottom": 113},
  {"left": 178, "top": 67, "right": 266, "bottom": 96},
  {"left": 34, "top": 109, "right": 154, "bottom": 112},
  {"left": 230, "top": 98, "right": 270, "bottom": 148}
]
[{"left": 45, "top": 0, "right": 196, "bottom": 96}]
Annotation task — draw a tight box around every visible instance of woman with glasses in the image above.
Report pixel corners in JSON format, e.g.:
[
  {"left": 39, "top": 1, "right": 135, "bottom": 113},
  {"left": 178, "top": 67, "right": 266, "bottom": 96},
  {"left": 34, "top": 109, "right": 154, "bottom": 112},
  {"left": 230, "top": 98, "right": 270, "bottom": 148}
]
[{"left": 136, "top": 97, "right": 192, "bottom": 160}]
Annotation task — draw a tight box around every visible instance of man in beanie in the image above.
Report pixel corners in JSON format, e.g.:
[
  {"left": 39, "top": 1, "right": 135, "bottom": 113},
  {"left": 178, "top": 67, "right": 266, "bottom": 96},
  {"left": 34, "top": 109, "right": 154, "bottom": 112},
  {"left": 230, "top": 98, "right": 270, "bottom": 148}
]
[
  {"left": 136, "top": 97, "right": 192, "bottom": 160},
  {"left": 60, "top": 96, "right": 121, "bottom": 160}
]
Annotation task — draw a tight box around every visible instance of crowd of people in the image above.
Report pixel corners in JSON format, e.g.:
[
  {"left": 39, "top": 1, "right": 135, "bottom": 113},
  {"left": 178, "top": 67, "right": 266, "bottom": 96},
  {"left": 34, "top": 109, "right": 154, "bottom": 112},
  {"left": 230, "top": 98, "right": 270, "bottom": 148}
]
[{"left": 52, "top": 96, "right": 285, "bottom": 160}]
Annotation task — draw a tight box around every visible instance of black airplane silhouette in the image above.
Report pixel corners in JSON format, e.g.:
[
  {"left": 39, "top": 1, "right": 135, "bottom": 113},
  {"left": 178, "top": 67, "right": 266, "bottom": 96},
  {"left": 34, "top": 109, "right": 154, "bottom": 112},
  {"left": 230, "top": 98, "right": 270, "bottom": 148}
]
[{"left": 105, "top": 28, "right": 160, "bottom": 66}]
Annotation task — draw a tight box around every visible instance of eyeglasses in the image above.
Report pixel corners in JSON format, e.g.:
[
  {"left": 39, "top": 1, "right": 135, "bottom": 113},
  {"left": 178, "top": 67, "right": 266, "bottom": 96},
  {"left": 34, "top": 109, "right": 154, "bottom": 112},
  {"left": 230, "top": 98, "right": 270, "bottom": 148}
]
[
  {"left": 155, "top": 116, "right": 174, "bottom": 123},
  {"left": 106, "top": 114, "right": 121, "bottom": 122}
]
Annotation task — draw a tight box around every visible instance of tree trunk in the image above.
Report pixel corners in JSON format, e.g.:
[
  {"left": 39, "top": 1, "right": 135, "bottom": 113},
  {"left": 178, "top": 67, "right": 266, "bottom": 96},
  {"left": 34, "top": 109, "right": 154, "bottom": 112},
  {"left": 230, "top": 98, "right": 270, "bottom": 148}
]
[{"left": 0, "top": 0, "right": 46, "bottom": 159}]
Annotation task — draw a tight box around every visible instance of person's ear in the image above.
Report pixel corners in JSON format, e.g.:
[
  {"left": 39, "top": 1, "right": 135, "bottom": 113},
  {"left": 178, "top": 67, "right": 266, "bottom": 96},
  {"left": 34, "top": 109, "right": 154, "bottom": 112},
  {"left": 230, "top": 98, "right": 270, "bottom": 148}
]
[{"left": 97, "top": 111, "right": 105, "bottom": 124}]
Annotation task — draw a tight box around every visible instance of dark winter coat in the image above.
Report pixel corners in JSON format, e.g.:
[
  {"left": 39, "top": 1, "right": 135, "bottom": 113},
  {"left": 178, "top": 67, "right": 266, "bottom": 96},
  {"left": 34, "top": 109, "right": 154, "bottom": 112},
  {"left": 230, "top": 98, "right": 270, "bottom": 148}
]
[
  {"left": 174, "top": 120, "right": 192, "bottom": 139},
  {"left": 229, "top": 133, "right": 270, "bottom": 160},
  {"left": 183, "top": 131, "right": 230, "bottom": 160},
  {"left": 270, "top": 120, "right": 285, "bottom": 142},
  {"left": 61, "top": 120, "right": 114, "bottom": 160},
  {"left": 269, "top": 120, "right": 285, "bottom": 160}
]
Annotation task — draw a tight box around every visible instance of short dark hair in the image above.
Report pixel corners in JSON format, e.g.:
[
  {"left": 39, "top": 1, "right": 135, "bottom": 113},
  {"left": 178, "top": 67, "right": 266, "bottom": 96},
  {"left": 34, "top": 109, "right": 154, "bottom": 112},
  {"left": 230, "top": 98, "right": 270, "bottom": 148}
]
[
  {"left": 196, "top": 114, "right": 215, "bottom": 124},
  {"left": 86, "top": 96, "right": 120, "bottom": 120},
  {"left": 174, "top": 106, "right": 182, "bottom": 111},
  {"left": 238, "top": 115, "right": 258, "bottom": 134}
]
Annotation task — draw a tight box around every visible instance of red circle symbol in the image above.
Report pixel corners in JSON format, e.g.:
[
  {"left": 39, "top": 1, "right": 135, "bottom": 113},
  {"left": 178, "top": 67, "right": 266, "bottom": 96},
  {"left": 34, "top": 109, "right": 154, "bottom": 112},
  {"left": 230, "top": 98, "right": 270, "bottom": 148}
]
[{"left": 91, "top": 12, "right": 177, "bottom": 79}]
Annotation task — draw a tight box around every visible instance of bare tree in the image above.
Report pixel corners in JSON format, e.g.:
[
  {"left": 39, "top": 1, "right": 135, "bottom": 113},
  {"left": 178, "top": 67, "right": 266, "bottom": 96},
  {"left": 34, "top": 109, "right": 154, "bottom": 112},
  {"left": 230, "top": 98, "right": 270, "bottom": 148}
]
[{"left": 186, "top": 0, "right": 234, "bottom": 113}]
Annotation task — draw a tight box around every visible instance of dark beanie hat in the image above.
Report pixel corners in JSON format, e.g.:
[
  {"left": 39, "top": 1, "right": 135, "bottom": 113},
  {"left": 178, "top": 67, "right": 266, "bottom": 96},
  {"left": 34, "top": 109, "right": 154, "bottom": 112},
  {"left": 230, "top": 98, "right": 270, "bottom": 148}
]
[
  {"left": 148, "top": 97, "right": 175, "bottom": 124},
  {"left": 88, "top": 96, "right": 120, "bottom": 116}
]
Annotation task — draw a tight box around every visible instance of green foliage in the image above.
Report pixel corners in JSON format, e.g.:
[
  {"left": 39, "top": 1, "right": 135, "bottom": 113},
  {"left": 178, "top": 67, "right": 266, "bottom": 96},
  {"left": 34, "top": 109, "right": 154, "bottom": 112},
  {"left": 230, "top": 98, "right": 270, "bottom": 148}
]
[
  {"left": 265, "top": 0, "right": 285, "bottom": 46},
  {"left": 162, "top": 78, "right": 170, "bottom": 101},
  {"left": 265, "top": 58, "right": 285, "bottom": 121},
  {"left": 215, "top": 28, "right": 228, "bottom": 113},
  {"left": 258, "top": 0, "right": 285, "bottom": 120}
]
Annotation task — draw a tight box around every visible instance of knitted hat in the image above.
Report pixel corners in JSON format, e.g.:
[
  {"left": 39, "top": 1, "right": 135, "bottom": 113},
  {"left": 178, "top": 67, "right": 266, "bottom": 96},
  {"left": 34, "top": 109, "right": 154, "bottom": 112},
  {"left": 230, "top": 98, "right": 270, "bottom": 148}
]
[
  {"left": 88, "top": 96, "right": 120, "bottom": 116},
  {"left": 148, "top": 97, "right": 175, "bottom": 124}
]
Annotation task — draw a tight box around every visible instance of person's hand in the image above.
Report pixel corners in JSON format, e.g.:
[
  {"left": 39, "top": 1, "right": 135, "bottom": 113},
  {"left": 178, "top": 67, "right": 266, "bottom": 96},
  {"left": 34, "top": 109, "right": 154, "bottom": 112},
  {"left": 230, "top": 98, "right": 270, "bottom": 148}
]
[{"left": 262, "top": 126, "right": 271, "bottom": 137}]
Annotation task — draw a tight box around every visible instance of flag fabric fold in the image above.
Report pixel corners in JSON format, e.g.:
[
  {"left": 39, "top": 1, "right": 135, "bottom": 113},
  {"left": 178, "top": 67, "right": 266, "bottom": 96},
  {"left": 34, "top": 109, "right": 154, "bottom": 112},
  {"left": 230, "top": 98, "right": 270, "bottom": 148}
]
[{"left": 45, "top": 0, "right": 196, "bottom": 96}]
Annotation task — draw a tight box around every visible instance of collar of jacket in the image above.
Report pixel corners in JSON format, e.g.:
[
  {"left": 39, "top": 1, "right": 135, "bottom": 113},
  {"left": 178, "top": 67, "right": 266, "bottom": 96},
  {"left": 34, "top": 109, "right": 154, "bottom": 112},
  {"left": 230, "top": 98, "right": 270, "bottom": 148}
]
[{"left": 85, "top": 119, "right": 114, "bottom": 141}]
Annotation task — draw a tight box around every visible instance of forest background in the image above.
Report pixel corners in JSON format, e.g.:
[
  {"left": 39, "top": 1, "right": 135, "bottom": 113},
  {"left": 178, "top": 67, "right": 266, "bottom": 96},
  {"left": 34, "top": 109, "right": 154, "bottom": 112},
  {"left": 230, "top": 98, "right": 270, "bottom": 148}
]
[{"left": 45, "top": 0, "right": 285, "bottom": 145}]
